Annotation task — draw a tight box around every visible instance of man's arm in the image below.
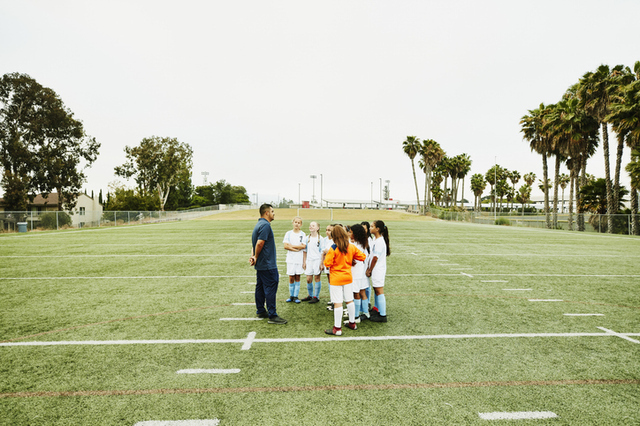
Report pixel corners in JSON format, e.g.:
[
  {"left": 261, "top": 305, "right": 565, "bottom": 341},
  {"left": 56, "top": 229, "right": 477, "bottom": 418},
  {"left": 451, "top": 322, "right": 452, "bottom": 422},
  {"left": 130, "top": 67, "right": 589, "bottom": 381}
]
[{"left": 250, "top": 240, "right": 265, "bottom": 266}]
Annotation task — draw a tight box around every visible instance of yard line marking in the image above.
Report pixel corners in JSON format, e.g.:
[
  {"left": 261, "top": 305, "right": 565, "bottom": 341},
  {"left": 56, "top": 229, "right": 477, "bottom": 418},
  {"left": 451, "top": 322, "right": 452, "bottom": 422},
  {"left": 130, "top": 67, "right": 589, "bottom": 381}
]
[
  {"left": 134, "top": 420, "right": 221, "bottom": 426},
  {"left": 478, "top": 411, "right": 558, "bottom": 420},
  {"left": 4, "top": 328, "right": 638, "bottom": 348},
  {"left": 482, "top": 280, "right": 508, "bottom": 283},
  {"left": 597, "top": 327, "right": 640, "bottom": 344},
  {"left": 529, "top": 299, "right": 563, "bottom": 302},
  {"left": 442, "top": 263, "right": 460, "bottom": 266},
  {"left": 564, "top": 314, "right": 604, "bottom": 317},
  {"left": 231, "top": 303, "right": 255, "bottom": 306},
  {"left": 177, "top": 369, "right": 240, "bottom": 374},
  {"left": 248, "top": 282, "right": 256, "bottom": 285},
  {"left": 461, "top": 273, "right": 474, "bottom": 278},
  {"left": 4, "top": 379, "right": 639, "bottom": 399},
  {"left": 219, "top": 318, "right": 263, "bottom": 321},
  {"left": 241, "top": 291, "right": 254, "bottom": 294},
  {"left": 242, "top": 332, "right": 256, "bottom": 350},
  {"left": 503, "top": 289, "right": 533, "bottom": 291},
  {"left": 2, "top": 273, "right": 639, "bottom": 280}
]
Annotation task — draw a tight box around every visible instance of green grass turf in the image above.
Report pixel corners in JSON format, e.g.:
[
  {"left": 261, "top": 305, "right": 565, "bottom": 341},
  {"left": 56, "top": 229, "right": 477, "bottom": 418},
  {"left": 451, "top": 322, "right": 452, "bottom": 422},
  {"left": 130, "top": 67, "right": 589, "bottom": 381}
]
[{"left": 0, "top": 216, "right": 639, "bottom": 424}]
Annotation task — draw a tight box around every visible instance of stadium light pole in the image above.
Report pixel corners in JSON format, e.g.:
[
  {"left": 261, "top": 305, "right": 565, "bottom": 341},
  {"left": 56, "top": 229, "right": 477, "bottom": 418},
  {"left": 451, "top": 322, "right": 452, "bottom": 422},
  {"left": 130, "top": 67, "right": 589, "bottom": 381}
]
[
  {"left": 494, "top": 156, "right": 497, "bottom": 221},
  {"left": 298, "top": 183, "right": 301, "bottom": 206},
  {"left": 371, "top": 181, "right": 373, "bottom": 209},
  {"left": 320, "top": 174, "right": 323, "bottom": 208},
  {"left": 379, "top": 178, "right": 382, "bottom": 209},
  {"left": 385, "top": 180, "right": 390, "bottom": 200},
  {"left": 252, "top": 192, "right": 257, "bottom": 206},
  {"left": 310, "top": 175, "right": 317, "bottom": 205}
]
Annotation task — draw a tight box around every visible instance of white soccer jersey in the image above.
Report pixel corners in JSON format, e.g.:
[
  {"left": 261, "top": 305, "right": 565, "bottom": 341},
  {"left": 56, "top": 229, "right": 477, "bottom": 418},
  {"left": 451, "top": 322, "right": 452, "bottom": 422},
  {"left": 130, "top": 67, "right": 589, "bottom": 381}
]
[
  {"left": 370, "top": 236, "right": 387, "bottom": 279},
  {"left": 304, "top": 234, "right": 324, "bottom": 261},
  {"left": 350, "top": 241, "right": 366, "bottom": 280},
  {"left": 283, "top": 230, "right": 306, "bottom": 263}
]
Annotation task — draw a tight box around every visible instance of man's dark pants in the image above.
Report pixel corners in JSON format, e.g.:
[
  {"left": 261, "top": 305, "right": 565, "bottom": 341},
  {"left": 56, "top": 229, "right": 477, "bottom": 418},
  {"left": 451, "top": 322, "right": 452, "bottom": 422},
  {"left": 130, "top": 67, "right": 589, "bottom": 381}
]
[{"left": 256, "top": 268, "right": 279, "bottom": 318}]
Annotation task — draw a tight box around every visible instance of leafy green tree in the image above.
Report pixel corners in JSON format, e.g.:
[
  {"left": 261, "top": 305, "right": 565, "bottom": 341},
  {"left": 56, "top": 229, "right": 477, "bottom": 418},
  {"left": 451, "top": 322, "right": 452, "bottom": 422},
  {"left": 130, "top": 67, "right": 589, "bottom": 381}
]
[
  {"left": 579, "top": 178, "right": 629, "bottom": 233},
  {"left": 0, "top": 72, "right": 100, "bottom": 211},
  {"left": 115, "top": 136, "right": 193, "bottom": 211},
  {"left": 626, "top": 147, "right": 640, "bottom": 235},
  {"left": 103, "top": 182, "right": 160, "bottom": 211},
  {"left": 402, "top": 136, "right": 422, "bottom": 210},
  {"left": 516, "top": 184, "right": 532, "bottom": 216}
]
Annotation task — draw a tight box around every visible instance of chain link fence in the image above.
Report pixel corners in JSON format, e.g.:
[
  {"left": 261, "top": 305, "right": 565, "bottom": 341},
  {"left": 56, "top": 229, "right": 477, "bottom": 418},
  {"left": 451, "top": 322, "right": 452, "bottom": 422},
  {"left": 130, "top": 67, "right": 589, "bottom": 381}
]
[
  {"left": 429, "top": 208, "right": 640, "bottom": 236},
  {"left": 0, "top": 204, "right": 253, "bottom": 232}
]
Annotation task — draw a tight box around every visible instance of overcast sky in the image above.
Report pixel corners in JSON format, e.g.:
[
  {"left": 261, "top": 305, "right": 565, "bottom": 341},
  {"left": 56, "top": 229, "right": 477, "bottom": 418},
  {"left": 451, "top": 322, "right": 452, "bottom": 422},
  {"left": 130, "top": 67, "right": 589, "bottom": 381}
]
[{"left": 1, "top": 0, "right": 638, "bottom": 206}]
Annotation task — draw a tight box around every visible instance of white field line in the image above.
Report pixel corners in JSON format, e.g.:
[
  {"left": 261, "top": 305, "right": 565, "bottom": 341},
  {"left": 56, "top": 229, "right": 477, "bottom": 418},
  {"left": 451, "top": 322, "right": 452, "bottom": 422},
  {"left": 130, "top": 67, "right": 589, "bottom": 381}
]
[
  {"left": 503, "top": 289, "right": 533, "bottom": 291},
  {"left": 219, "top": 318, "right": 263, "bottom": 321},
  {"left": 478, "top": 411, "right": 558, "bottom": 420},
  {"left": 240, "top": 291, "right": 254, "bottom": 294},
  {"left": 176, "top": 369, "right": 240, "bottom": 374},
  {"left": 3, "top": 329, "right": 639, "bottom": 348},
  {"left": 482, "top": 280, "right": 509, "bottom": 283},
  {"left": 529, "top": 299, "right": 564, "bottom": 302},
  {"left": 597, "top": 327, "right": 640, "bottom": 344},
  {"left": 564, "top": 314, "right": 604, "bottom": 317},
  {"left": 2, "top": 273, "right": 639, "bottom": 280},
  {"left": 134, "top": 420, "right": 221, "bottom": 426},
  {"left": 461, "top": 273, "right": 474, "bottom": 278}
]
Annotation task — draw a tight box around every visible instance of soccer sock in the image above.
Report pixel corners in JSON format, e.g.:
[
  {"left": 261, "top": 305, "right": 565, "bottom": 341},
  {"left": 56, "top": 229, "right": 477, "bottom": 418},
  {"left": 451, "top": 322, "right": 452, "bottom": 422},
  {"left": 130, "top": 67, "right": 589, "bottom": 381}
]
[
  {"left": 314, "top": 281, "right": 322, "bottom": 298},
  {"left": 360, "top": 298, "right": 368, "bottom": 315},
  {"left": 377, "top": 294, "right": 387, "bottom": 316},
  {"left": 353, "top": 299, "right": 361, "bottom": 318},
  {"left": 307, "top": 282, "right": 314, "bottom": 297},
  {"left": 334, "top": 306, "right": 343, "bottom": 328},
  {"left": 366, "top": 287, "right": 373, "bottom": 308},
  {"left": 289, "top": 283, "right": 295, "bottom": 297},
  {"left": 293, "top": 281, "right": 300, "bottom": 298},
  {"left": 347, "top": 302, "right": 356, "bottom": 323}
]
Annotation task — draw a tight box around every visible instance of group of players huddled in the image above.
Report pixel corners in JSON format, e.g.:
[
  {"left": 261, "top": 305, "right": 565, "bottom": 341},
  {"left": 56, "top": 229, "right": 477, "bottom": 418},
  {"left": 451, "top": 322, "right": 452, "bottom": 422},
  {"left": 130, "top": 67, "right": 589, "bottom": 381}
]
[{"left": 282, "top": 217, "right": 391, "bottom": 336}]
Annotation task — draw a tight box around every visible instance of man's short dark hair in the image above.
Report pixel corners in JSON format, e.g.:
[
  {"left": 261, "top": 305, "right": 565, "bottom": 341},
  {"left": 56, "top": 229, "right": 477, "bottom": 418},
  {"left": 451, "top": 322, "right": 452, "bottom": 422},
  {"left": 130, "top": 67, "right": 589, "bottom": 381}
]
[{"left": 260, "top": 203, "right": 273, "bottom": 216}]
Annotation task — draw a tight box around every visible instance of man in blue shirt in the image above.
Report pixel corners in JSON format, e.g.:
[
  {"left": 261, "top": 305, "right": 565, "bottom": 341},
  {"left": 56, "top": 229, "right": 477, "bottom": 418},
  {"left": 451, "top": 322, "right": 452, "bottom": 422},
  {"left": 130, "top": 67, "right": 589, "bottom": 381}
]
[{"left": 250, "top": 204, "right": 287, "bottom": 324}]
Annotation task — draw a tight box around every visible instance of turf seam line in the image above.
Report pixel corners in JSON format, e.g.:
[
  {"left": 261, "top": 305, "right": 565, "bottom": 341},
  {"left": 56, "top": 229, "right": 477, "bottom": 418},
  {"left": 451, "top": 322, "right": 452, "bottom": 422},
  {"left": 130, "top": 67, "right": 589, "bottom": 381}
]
[{"left": 2, "top": 379, "right": 638, "bottom": 399}]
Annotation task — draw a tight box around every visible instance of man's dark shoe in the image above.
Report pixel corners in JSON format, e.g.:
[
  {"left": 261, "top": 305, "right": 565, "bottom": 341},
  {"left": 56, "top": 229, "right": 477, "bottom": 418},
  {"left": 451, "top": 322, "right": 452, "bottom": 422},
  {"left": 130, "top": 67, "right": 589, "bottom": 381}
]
[
  {"left": 309, "top": 297, "right": 319, "bottom": 304},
  {"left": 268, "top": 316, "right": 288, "bottom": 324},
  {"left": 300, "top": 296, "right": 313, "bottom": 302},
  {"left": 257, "top": 312, "right": 269, "bottom": 318}
]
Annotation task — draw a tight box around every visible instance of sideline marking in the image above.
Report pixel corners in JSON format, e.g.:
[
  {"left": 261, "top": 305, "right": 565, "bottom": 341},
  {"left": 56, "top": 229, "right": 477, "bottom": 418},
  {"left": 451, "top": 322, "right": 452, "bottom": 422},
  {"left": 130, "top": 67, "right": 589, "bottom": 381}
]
[
  {"left": 241, "top": 291, "right": 254, "bottom": 294},
  {"left": 597, "top": 327, "right": 640, "bottom": 344},
  {"left": 177, "top": 369, "right": 240, "bottom": 374},
  {"left": 241, "top": 332, "right": 257, "bottom": 350},
  {"left": 219, "top": 318, "right": 263, "bottom": 321},
  {"left": 482, "top": 280, "right": 508, "bottom": 283},
  {"left": 503, "top": 289, "right": 532, "bottom": 291},
  {"left": 479, "top": 411, "right": 557, "bottom": 420},
  {"left": 4, "top": 329, "right": 639, "bottom": 348},
  {"left": 564, "top": 314, "right": 604, "bottom": 317},
  {"left": 134, "top": 420, "right": 221, "bottom": 426},
  {"left": 4, "top": 379, "right": 638, "bottom": 399},
  {"left": 461, "top": 272, "right": 474, "bottom": 278},
  {"left": 529, "top": 299, "right": 563, "bottom": 302}
]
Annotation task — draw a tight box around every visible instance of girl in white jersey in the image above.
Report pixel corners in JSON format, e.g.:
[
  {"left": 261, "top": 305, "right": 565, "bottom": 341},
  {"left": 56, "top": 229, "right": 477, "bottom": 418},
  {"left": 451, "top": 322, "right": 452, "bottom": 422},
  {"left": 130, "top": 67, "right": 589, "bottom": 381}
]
[
  {"left": 345, "top": 224, "right": 370, "bottom": 323},
  {"left": 302, "top": 221, "right": 324, "bottom": 303},
  {"left": 283, "top": 216, "right": 306, "bottom": 303},
  {"left": 366, "top": 220, "right": 390, "bottom": 322}
]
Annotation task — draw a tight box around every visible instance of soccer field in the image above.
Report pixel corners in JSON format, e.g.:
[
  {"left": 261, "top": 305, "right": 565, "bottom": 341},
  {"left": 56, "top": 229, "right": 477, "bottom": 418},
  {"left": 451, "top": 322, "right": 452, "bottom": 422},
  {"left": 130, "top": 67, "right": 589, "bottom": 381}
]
[{"left": 1, "top": 214, "right": 639, "bottom": 425}]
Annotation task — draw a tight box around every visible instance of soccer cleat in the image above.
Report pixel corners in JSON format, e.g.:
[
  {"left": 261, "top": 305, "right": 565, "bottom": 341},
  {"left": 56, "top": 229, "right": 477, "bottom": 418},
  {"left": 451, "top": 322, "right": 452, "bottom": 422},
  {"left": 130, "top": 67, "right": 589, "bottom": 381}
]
[
  {"left": 327, "top": 301, "right": 333, "bottom": 306},
  {"left": 294, "top": 297, "right": 301, "bottom": 304},
  {"left": 343, "top": 310, "right": 348, "bottom": 318},
  {"left": 300, "top": 296, "right": 313, "bottom": 302},
  {"left": 369, "top": 314, "right": 387, "bottom": 323},
  {"left": 326, "top": 305, "right": 334, "bottom": 311},
  {"left": 268, "top": 316, "right": 288, "bottom": 324},
  {"left": 257, "top": 312, "right": 269, "bottom": 318},
  {"left": 286, "top": 297, "right": 294, "bottom": 302},
  {"left": 344, "top": 317, "right": 360, "bottom": 325},
  {"left": 344, "top": 321, "right": 358, "bottom": 330},
  {"left": 324, "top": 327, "right": 342, "bottom": 336},
  {"left": 309, "top": 297, "right": 319, "bottom": 304}
]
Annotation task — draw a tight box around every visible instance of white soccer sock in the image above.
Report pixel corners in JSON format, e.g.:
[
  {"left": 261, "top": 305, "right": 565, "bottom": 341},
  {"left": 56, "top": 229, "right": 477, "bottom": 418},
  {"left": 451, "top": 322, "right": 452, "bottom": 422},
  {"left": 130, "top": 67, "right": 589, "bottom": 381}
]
[
  {"left": 334, "top": 306, "right": 343, "bottom": 328},
  {"left": 346, "top": 302, "right": 355, "bottom": 323}
]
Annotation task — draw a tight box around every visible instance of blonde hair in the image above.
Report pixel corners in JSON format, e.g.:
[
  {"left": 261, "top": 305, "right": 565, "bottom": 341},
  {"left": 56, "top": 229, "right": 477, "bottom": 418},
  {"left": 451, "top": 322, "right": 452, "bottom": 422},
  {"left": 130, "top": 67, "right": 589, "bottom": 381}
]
[{"left": 292, "top": 216, "right": 302, "bottom": 223}]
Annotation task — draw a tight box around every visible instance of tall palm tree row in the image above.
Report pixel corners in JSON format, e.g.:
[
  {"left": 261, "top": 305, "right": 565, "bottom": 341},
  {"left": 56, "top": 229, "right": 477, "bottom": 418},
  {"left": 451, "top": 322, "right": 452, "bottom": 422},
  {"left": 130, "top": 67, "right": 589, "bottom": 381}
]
[{"left": 402, "top": 136, "right": 422, "bottom": 211}]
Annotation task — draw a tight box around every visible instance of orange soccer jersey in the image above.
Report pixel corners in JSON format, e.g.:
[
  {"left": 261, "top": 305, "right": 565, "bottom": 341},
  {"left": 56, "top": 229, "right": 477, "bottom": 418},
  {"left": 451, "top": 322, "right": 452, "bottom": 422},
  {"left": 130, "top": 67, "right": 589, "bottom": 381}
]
[{"left": 323, "top": 243, "right": 366, "bottom": 286}]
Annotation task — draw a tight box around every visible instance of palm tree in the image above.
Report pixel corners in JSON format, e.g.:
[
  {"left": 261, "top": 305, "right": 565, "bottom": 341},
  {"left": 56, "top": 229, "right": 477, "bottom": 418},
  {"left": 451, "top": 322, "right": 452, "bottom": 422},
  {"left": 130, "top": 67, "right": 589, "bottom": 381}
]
[
  {"left": 626, "top": 148, "right": 640, "bottom": 235},
  {"left": 558, "top": 173, "right": 569, "bottom": 214},
  {"left": 402, "top": 136, "right": 422, "bottom": 211},
  {"left": 516, "top": 184, "right": 532, "bottom": 216},
  {"left": 522, "top": 172, "right": 536, "bottom": 213},
  {"left": 431, "top": 169, "right": 444, "bottom": 207},
  {"left": 577, "top": 64, "right": 627, "bottom": 233},
  {"left": 509, "top": 170, "right": 521, "bottom": 211},
  {"left": 470, "top": 173, "right": 486, "bottom": 212},
  {"left": 418, "top": 139, "right": 445, "bottom": 213},
  {"left": 579, "top": 178, "right": 629, "bottom": 233},
  {"left": 521, "top": 104, "right": 553, "bottom": 228},
  {"left": 453, "top": 153, "right": 472, "bottom": 208}
]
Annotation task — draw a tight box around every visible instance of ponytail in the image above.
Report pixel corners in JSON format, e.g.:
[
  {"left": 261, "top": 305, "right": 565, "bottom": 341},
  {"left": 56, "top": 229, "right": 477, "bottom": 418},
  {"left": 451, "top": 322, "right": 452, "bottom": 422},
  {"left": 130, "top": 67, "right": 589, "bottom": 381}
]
[{"left": 374, "top": 220, "right": 391, "bottom": 256}]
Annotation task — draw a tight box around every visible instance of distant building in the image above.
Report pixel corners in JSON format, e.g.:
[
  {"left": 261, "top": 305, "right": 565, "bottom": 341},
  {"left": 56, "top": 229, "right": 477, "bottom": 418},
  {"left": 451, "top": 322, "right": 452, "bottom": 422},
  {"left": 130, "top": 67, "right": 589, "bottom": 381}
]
[{"left": 0, "top": 193, "right": 103, "bottom": 230}]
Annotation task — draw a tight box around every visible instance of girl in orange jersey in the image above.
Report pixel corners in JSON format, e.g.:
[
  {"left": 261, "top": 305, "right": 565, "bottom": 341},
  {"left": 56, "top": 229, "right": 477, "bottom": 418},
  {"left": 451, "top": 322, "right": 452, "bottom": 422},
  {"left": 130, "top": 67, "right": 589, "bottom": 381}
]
[{"left": 323, "top": 225, "right": 366, "bottom": 336}]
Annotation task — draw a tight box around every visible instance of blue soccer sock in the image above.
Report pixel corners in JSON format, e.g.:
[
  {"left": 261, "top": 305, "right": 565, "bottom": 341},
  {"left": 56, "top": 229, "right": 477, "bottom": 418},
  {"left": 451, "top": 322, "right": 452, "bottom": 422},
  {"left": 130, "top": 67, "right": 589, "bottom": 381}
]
[
  {"left": 314, "top": 281, "right": 322, "bottom": 298},
  {"left": 289, "top": 283, "right": 295, "bottom": 297},
  {"left": 293, "top": 281, "right": 301, "bottom": 298},
  {"left": 366, "top": 287, "right": 373, "bottom": 308},
  {"left": 360, "top": 298, "right": 368, "bottom": 315},
  {"left": 307, "top": 282, "right": 314, "bottom": 297},
  {"left": 376, "top": 294, "right": 387, "bottom": 316}
]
